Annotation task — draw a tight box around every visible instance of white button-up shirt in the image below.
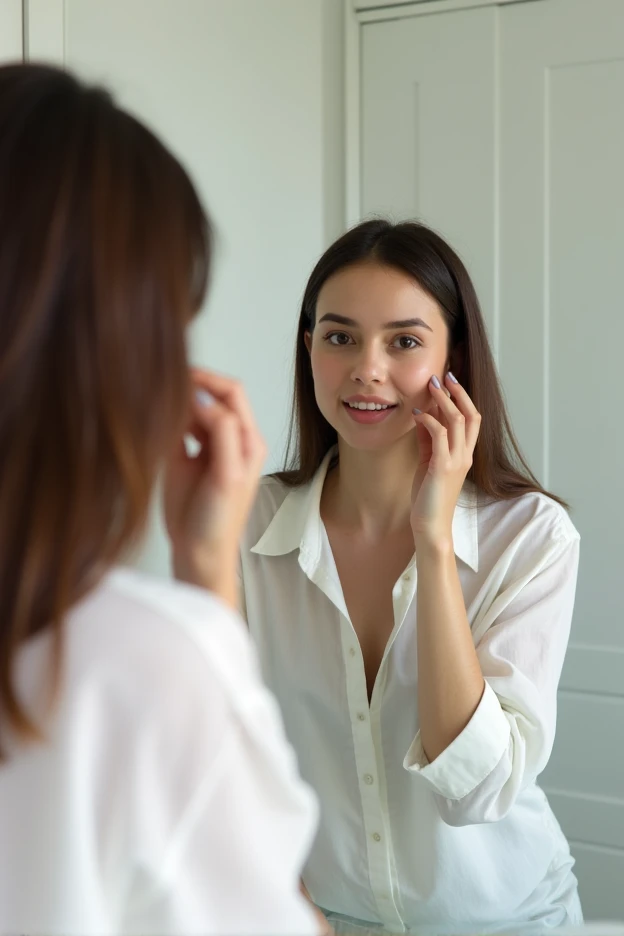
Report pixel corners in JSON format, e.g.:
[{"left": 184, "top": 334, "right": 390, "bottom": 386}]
[
  {"left": 0, "top": 569, "right": 319, "bottom": 936},
  {"left": 240, "top": 449, "right": 583, "bottom": 933}
]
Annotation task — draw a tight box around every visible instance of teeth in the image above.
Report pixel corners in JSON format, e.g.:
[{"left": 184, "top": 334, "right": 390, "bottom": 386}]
[{"left": 347, "top": 401, "right": 391, "bottom": 410}]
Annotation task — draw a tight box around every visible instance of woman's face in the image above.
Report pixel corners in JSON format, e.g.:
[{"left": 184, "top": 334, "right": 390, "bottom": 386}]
[{"left": 306, "top": 262, "right": 451, "bottom": 451}]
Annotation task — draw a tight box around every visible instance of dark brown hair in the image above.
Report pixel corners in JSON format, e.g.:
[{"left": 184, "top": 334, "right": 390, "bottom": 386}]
[
  {"left": 278, "top": 219, "right": 565, "bottom": 507},
  {"left": 0, "top": 63, "right": 211, "bottom": 753}
]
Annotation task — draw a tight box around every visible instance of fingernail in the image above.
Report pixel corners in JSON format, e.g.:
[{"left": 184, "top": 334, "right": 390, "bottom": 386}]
[
  {"left": 184, "top": 434, "right": 201, "bottom": 457},
  {"left": 447, "top": 371, "right": 458, "bottom": 384},
  {"left": 195, "top": 389, "right": 215, "bottom": 408},
  {"left": 430, "top": 375, "right": 441, "bottom": 390},
  {"left": 412, "top": 408, "right": 422, "bottom": 415}
]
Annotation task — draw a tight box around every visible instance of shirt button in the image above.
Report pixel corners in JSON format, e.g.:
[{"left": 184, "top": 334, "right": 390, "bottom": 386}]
[
  {"left": 364, "top": 773, "right": 374, "bottom": 785},
  {"left": 349, "top": 647, "right": 356, "bottom": 657},
  {"left": 357, "top": 712, "right": 366, "bottom": 721},
  {"left": 372, "top": 832, "right": 381, "bottom": 842}
]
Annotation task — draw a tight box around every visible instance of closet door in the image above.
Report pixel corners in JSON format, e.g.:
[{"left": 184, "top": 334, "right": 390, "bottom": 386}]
[
  {"left": 360, "top": 5, "right": 498, "bottom": 337},
  {"left": 360, "top": 0, "right": 624, "bottom": 918},
  {"left": 500, "top": 0, "right": 624, "bottom": 918}
]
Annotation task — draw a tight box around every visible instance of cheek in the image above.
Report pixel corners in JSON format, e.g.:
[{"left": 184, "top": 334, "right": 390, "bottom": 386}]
[
  {"left": 310, "top": 349, "right": 343, "bottom": 395},
  {"left": 396, "top": 358, "right": 438, "bottom": 395},
  {"left": 393, "top": 348, "right": 448, "bottom": 407}
]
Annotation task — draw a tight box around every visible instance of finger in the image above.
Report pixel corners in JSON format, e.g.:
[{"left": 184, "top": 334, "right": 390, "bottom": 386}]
[
  {"left": 185, "top": 404, "right": 244, "bottom": 493},
  {"left": 412, "top": 411, "right": 451, "bottom": 467},
  {"left": 166, "top": 416, "right": 211, "bottom": 473},
  {"left": 444, "top": 372, "right": 482, "bottom": 451},
  {"left": 414, "top": 419, "right": 433, "bottom": 463},
  {"left": 415, "top": 403, "right": 448, "bottom": 456},
  {"left": 428, "top": 375, "right": 466, "bottom": 454},
  {"left": 191, "top": 369, "right": 262, "bottom": 463},
  {"left": 193, "top": 370, "right": 265, "bottom": 469},
  {"left": 206, "top": 409, "right": 243, "bottom": 488},
  {"left": 190, "top": 381, "right": 255, "bottom": 473},
  {"left": 184, "top": 398, "right": 227, "bottom": 462},
  {"left": 427, "top": 401, "right": 448, "bottom": 430}
]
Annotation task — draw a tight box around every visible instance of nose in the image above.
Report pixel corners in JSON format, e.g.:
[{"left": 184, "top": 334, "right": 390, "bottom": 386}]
[{"left": 350, "top": 345, "right": 385, "bottom": 385}]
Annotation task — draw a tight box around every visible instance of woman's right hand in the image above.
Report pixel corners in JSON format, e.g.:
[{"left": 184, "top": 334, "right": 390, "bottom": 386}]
[{"left": 164, "top": 369, "right": 266, "bottom": 610}]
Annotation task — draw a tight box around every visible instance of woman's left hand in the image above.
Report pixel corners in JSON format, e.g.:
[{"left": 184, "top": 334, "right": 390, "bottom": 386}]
[
  {"left": 164, "top": 369, "right": 266, "bottom": 608},
  {"left": 411, "top": 372, "right": 481, "bottom": 549}
]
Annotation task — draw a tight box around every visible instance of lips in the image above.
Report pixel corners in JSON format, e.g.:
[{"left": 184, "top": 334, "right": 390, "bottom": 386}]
[{"left": 342, "top": 400, "right": 397, "bottom": 424}]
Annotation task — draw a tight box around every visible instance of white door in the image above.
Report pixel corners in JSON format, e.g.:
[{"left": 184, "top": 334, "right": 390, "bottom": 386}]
[
  {"left": 500, "top": 0, "right": 624, "bottom": 920},
  {"left": 0, "top": 0, "right": 22, "bottom": 62},
  {"left": 360, "top": 0, "right": 624, "bottom": 919},
  {"left": 361, "top": 4, "right": 498, "bottom": 340}
]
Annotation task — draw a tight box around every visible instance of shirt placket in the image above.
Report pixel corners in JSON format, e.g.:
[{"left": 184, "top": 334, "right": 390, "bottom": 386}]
[
  {"left": 303, "top": 535, "right": 417, "bottom": 931},
  {"left": 339, "top": 614, "right": 406, "bottom": 932}
]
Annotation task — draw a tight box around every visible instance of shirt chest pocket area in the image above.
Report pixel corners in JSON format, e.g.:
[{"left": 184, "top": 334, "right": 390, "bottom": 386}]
[{"left": 252, "top": 560, "right": 348, "bottom": 715}]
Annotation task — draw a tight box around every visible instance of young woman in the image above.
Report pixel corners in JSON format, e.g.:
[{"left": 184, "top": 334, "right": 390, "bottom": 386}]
[
  {"left": 176, "top": 219, "right": 582, "bottom": 934},
  {"left": 0, "top": 63, "right": 320, "bottom": 936}
]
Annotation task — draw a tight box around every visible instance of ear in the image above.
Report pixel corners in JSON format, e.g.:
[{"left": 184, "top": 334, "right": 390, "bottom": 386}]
[{"left": 304, "top": 331, "right": 312, "bottom": 354}]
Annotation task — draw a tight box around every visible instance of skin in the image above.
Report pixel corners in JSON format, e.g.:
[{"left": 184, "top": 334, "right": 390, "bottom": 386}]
[
  {"left": 165, "top": 369, "right": 267, "bottom": 610},
  {"left": 307, "top": 261, "right": 485, "bottom": 761}
]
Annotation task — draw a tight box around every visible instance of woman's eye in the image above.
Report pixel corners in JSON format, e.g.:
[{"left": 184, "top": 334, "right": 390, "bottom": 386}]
[
  {"left": 326, "top": 332, "right": 353, "bottom": 346},
  {"left": 393, "top": 335, "right": 420, "bottom": 350}
]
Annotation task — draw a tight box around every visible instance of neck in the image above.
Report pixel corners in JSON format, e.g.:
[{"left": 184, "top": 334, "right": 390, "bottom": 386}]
[{"left": 322, "top": 434, "right": 419, "bottom": 539}]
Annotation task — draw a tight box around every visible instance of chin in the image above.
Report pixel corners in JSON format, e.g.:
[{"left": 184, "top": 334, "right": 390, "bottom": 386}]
[{"left": 336, "top": 422, "right": 413, "bottom": 453}]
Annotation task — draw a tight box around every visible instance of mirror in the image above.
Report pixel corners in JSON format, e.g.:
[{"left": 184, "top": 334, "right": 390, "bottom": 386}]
[{"left": 8, "top": 0, "right": 622, "bottom": 930}]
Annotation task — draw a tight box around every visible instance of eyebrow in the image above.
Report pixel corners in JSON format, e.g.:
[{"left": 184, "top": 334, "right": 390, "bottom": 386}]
[{"left": 317, "top": 312, "right": 433, "bottom": 332}]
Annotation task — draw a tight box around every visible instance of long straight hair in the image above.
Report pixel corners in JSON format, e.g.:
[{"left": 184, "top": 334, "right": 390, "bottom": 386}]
[
  {"left": 0, "top": 64, "right": 211, "bottom": 754},
  {"left": 277, "top": 219, "right": 566, "bottom": 507}
]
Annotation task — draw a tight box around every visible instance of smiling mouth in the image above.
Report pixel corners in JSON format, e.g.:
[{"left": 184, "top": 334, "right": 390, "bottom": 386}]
[
  {"left": 342, "top": 400, "right": 398, "bottom": 424},
  {"left": 344, "top": 401, "right": 397, "bottom": 411}
]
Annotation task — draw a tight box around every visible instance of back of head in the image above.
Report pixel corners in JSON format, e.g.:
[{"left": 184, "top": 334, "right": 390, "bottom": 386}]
[{"left": 0, "top": 63, "right": 211, "bottom": 750}]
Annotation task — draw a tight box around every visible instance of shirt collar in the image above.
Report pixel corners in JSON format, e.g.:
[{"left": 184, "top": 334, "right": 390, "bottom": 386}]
[
  {"left": 251, "top": 449, "right": 334, "bottom": 567},
  {"left": 251, "top": 446, "right": 479, "bottom": 572}
]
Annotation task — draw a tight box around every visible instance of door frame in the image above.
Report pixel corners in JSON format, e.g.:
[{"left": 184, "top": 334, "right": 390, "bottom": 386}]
[{"left": 354, "top": 0, "right": 541, "bottom": 17}]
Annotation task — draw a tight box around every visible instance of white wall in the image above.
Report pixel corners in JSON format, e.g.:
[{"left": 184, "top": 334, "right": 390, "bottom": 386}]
[
  {"left": 0, "top": 0, "right": 22, "bottom": 60},
  {"left": 25, "top": 0, "right": 345, "bottom": 576}
]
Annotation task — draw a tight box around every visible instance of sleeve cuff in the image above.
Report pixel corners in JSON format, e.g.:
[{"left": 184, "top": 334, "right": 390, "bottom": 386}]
[{"left": 403, "top": 681, "right": 511, "bottom": 800}]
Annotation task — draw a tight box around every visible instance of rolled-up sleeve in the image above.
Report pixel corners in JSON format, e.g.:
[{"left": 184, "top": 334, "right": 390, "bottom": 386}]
[{"left": 404, "top": 531, "right": 580, "bottom": 826}]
